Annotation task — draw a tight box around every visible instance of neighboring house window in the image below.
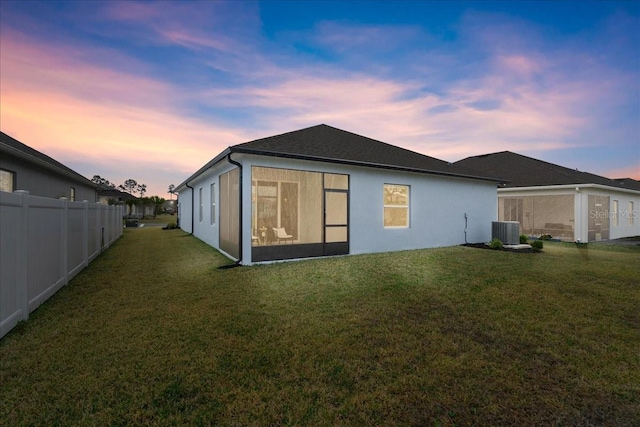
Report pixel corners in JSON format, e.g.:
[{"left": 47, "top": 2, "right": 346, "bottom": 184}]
[
  {"left": 612, "top": 200, "right": 618, "bottom": 227},
  {"left": 629, "top": 202, "right": 635, "bottom": 226},
  {"left": 384, "top": 184, "right": 409, "bottom": 228},
  {"left": 210, "top": 183, "right": 216, "bottom": 225},
  {"left": 0, "top": 169, "right": 15, "bottom": 192},
  {"left": 70, "top": 187, "right": 76, "bottom": 201},
  {"left": 199, "top": 187, "right": 203, "bottom": 222}
]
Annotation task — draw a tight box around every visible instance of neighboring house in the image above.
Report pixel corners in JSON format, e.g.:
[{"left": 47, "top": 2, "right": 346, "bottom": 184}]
[
  {"left": 176, "top": 124, "right": 501, "bottom": 265},
  {"left": 97, "top": 187, "right": 137, "bottom": 205},
  {"left": 0, "top": 131, "right": 97, "bottom": 202},
  {"left": 97, "top": 187, "right": 156, "bottom": 217},
  {"left": 455, "top": 151, "right": 640, "bottom": 242}
]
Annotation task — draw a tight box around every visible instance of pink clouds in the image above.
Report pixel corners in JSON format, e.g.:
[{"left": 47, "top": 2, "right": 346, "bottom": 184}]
[
  {"left": 0, "top": 30, "right": 248, "bottom": 197},
  {"left": 1, "top": 1, "right": 637, "bottom": 196}
]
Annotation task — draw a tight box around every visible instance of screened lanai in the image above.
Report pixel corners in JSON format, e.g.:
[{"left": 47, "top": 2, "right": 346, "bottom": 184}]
[{"left": 251, "top": 166, "right": 349, "bottom": 261}]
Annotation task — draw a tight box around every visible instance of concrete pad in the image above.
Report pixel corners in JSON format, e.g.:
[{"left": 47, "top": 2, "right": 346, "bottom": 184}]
[{"left": 504, "top": 244, "right": 532, "bottom": 250}]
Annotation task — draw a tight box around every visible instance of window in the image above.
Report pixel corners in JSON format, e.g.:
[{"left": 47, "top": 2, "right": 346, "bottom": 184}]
[
  {"left": 629, "top": 202, "right": 635, "bottom": 226},
  {"left": 384, "top": 184, "right": 409, "bottom": 227},
  {"left": 612, "top": 200, "right": 618, "bottom": 226},
  {"left": 210, "top": 183, "right": 216, "bottom": 225},
  {"left": 0, "top": 169, "right": 15, "bottom": 192},
  {"left": 70, "top": 187, "right": 76, "bottom": 201},
  {"left": 199, "top": 187, "right": 203, "bottom": 222}
]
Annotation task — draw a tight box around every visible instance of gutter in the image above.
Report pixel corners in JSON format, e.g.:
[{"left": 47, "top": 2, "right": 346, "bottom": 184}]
[
  {"left": 498, "top": 183, "right": 640, "bottom": 195},
  {"left": 230, "top": 147, "right": 506, "bottom": 184},
  {"left": 226, "top": 153, "right": 243, "bottom": 265}
]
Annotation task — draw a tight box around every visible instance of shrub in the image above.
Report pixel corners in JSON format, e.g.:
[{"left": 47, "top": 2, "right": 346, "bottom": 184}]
[
  {"left": 489, "top": 237, "right": 504, "bottom": 250},
  {"left": 539, "top": 234, "right": 553, "bottom": 241},
  {"left": 531, "top": 240, "right": 543, "bottom": 251},
  {"left": 519, "top": 234, "right": 528, "bottom": 244},
  {"left": 163, "top": 222, "right": 178, "bottom": 230}
]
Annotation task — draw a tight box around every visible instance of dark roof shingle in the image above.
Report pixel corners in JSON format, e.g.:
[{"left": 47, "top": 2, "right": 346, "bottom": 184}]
[
  {"left": 231, "top": 124, "right": 500, "bottom": 181},
  {"left": 455, "top": 151, "right": 640, "bottom": 191}
]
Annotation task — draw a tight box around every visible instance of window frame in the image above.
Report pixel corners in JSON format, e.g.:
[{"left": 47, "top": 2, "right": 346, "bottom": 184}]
[
  {"left": 210, "top": 183, "right": 216, "bottom": 225},
  {"left": 0, "top": 168, "right": 16, "bottom": 193},
  {"left": 612, "top": 200, "right": 618, "bottom": 227},
  {"left": 383, "top": 183, "right": 410, "bottom": 228}
]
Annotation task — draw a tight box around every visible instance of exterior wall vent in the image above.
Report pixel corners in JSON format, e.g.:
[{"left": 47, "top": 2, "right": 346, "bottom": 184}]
[{"left": 492, "top": 221, "right": 520, "bottom": 245}]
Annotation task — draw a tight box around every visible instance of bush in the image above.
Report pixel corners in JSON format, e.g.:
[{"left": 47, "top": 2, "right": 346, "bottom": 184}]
[
  {"left": 163, "top": 222, "right": 178, "bottom": 230},
  {"left": 489, "top": 237, "right": 504, "bottom": 250},
  {"left": 519, "top": 234, "right": 528, "bottom": 244},
  {"left": 539, "top": 234, "right": 553, "bottom": 241},
  {"left": 531, "top": 240, "right": 543, "bottom": 251}
]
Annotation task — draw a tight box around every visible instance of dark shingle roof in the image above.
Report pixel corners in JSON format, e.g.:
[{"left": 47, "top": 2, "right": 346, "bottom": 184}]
[
  {"left": 230, "top": 124, "right": 500, "bottom": 181},
  {"left": 0, "top": 131, "right": 96, "bottom": 187},
  {"left": 455, "top": 151, "right": 640, "bottom": 191}
]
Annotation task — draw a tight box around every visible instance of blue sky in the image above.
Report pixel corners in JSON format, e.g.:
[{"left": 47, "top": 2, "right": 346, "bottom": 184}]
[{"left": 1, "top": 0, "right": 638, "bottom": 197}]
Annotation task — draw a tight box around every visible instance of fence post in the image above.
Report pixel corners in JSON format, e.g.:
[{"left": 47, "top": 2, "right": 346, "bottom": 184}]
[
  {"left": 82, "top": 200, "right": 89, "bottom": 267},
  {"left": 14, "top": 190, "right": 30, "bottom": 322},
  {"left": 60, "top": 197, "right": 69, "bottom": 286}
]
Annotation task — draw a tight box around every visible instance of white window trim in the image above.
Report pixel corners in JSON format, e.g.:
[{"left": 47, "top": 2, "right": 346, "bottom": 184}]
[{"left": 383, "top": 184, "right": 410, "bottom": 228}]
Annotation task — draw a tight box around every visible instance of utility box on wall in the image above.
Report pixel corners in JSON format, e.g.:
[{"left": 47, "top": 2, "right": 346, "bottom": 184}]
[{"left": 492, "top": 221, "right": 520, "bottom": 245}]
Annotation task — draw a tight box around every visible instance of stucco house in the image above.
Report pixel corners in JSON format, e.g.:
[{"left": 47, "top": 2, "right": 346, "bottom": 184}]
[
  {"left": 455, "top": 151, "right": 640, "bottom": 242},
  {"left": 0, "top": 131, "right": 97, "bottom": 202},
  {"left": 176, "top": 124, "right": 501, "bottom": 265}
]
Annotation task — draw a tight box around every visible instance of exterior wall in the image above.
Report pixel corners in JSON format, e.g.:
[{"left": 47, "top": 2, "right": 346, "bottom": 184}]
[
  {"left": 177, "top": 161, "right": 236, "bottom": 251},
  {"left": 579, "top": 187, "right": 640, "bottom": 241},
  {"left": 499, "top": 185, "right": 640, "bottom": 242},
  {"left": 179, "top": 153, "right": 497, "bottom": 264},
  {"left": 0, "top": 154, "right": 96, "bottom": 202},
  {"left": 349, "top": 166, "right": 496, "bottom": 255},
  {"left": 177, "top": 188, "right": 193, "bottom": 234}
]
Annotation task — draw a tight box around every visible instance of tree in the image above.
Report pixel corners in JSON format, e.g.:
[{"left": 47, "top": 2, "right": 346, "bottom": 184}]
[
  {"left": 92, "top": 175, "right": 115, "bottom": 189},
  {"left": 120, "top": 179, "right": 137, "bottom": 195},
  {"left": 137, "top": 184, "right": 147, "bottom": 198},
  {"left": 138, "top": 196, "right": 150, "bottom": 219},
  {"left": 148, "top": 196, "right": 166, "bottom": 218},
  {"left": 168, "top": 184, "right": 176, "bottom": 200},
  {"left": 125, "top": 199, "right": 136, "bottom": 217}
]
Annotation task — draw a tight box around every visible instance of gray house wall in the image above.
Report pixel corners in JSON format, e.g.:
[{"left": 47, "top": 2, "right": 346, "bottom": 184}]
[{"left": 0, "top": 153, "right": 96, "bottom": 202}]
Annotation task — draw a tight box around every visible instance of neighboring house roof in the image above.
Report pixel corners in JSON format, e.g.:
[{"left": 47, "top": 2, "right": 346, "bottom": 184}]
[
  {"left": 98, "top": 187, "right": 137, "bottom": 200},
  {"left": 0, "top": 131, "right": 96, "bottom": 188},
  {"left": 179, "top": 124, "right": 503, "bottom": 189},
  {"left": 612, "top": 178, "right": 640, "bottom": 192},
  {"left": 455, "top": 151, "right": 640, "bottom": 192}
]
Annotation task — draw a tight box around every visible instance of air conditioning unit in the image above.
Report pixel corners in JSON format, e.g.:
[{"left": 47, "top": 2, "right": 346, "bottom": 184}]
[{"left": 492, "top": 221, "right": 520, "bottom": 245}]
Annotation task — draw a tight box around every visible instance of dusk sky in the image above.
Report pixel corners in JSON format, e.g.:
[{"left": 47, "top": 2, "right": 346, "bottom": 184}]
[{"left": 1, "top": 1, "right": 639, "bottom": 198}]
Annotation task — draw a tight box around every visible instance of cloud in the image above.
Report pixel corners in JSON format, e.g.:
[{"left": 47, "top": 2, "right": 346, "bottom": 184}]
[
  {"left": 1, "top": 1, "right": 637, "bottom": 194},
  {"left": 0, "top": 30, "right": 250, "bottom": 196}
]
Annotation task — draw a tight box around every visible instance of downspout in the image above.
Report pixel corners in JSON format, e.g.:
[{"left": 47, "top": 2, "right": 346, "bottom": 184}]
[
  {"left": 186, "top": 182, "right": 194, "bottom": 235},
  {"left": 227, "top": 153, "right": 243, "bottom": 265},
  {"left": 464, "top": 212, "right": 468, "bottom": 244}
]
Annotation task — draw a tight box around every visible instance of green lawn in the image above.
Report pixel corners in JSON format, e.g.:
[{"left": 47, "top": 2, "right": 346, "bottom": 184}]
[{"left": 1, "top": 229, "right": 639, "bottom": 426}]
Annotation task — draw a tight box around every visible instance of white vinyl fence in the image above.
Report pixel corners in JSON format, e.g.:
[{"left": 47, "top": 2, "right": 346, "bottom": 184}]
[{"left": 1, "top": 191, "right": 123, "bottom": 338}]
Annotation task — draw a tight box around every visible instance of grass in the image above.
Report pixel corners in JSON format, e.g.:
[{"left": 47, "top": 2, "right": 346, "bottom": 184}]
[{"left": 1, "top": 229, "right": 639, "bottom": 426}]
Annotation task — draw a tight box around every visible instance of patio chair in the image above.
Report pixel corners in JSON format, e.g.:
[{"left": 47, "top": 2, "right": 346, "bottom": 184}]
[{"left": 272, "top": 227, "right": 294, "bottom": 244}]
